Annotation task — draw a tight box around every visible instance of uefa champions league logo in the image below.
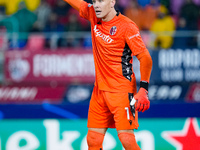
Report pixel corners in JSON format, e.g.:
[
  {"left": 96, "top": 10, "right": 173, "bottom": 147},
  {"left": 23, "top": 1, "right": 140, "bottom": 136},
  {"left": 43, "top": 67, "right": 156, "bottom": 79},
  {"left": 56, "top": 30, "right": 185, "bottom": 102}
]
[{"left": 8, "top": 58, "right": 30, "bottom": 81}]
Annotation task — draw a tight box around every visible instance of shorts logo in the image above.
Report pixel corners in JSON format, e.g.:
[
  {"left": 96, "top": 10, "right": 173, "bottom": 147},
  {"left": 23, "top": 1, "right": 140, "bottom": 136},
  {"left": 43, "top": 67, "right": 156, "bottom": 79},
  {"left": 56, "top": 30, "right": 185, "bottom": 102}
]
[
  {"left": 110, "top": 26, "right": 117, "bottom": 35},
  {"left": 129, "top": 120, "right": 132, "bottom": 125}
]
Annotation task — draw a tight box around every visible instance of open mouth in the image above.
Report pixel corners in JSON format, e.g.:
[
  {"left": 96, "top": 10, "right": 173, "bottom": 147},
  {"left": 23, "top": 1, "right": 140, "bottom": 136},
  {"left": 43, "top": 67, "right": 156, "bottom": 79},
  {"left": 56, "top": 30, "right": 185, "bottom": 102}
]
[{"left": 95, "top": 10, "right": 101, "bottom": 15}]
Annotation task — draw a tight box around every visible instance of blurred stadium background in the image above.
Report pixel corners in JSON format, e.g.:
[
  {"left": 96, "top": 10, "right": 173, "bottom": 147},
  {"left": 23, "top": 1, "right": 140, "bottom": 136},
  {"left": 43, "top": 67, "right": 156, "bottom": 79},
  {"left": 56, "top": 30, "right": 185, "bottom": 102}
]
[{"left": 0, "top": 0, "right": 200, "bottom": 149}]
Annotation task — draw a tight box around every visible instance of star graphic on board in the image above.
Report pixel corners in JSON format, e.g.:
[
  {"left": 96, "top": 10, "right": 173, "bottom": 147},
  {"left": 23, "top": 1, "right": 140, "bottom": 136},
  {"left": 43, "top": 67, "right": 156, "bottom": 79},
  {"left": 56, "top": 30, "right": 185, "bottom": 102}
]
[{"left": 162, "top": 118, "right": 200, "bottom": 150}]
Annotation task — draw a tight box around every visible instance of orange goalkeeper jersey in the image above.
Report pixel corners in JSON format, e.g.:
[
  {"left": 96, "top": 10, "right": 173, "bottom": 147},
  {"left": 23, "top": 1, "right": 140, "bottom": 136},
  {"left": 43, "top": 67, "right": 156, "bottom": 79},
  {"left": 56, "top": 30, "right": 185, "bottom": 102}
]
[{"left": 80, "top": 1, "right": 148, "bottom": 93}]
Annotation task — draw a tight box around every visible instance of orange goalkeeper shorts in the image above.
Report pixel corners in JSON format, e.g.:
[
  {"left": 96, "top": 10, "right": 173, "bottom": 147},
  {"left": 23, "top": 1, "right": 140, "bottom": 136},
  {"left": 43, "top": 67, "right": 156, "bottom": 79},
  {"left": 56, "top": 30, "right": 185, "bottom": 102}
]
[{"left": 87, "top": 86, "right": 139, "bottom": 130}]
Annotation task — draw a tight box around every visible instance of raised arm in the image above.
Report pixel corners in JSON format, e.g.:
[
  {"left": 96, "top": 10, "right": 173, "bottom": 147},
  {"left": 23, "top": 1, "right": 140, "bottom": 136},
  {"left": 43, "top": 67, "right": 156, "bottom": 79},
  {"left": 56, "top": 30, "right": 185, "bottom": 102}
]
[{"left": 63, "top": 0, "right": 83, "bottom": 11}]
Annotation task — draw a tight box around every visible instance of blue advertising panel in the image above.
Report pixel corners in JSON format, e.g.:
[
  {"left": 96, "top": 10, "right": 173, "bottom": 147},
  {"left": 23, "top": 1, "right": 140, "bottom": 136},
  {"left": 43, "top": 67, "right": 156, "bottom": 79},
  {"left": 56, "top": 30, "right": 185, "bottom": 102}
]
[
  {"left": 150, "top": 49, "right": 200, "bottom": 83},
  {"left": 0, "top": 103, "right": 200, "bottom": 119}
]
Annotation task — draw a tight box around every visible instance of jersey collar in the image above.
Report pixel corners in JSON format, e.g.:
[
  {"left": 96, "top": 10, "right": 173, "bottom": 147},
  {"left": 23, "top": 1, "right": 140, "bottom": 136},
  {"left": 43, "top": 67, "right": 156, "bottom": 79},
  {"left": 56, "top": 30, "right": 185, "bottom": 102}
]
[{"left": 101, "top": 11, "right": 121, "bottom": 25}]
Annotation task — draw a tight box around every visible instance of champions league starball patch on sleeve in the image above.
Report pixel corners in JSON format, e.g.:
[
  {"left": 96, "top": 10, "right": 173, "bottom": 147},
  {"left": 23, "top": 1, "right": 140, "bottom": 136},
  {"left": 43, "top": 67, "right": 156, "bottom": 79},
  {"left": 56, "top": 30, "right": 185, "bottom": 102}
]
[{"left": 110, "top": 26, "right": 117, "bottom": 35}]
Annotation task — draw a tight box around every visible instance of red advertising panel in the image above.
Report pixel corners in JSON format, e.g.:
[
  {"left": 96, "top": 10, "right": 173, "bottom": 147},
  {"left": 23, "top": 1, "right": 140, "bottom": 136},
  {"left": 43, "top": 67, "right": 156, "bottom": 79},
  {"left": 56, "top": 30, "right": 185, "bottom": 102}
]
[
  {"left": 4, "top": 50, "right": 95, "bottom": 84},
  {"left": 0, "top": 86, "right": 66, "bottom": 104}
]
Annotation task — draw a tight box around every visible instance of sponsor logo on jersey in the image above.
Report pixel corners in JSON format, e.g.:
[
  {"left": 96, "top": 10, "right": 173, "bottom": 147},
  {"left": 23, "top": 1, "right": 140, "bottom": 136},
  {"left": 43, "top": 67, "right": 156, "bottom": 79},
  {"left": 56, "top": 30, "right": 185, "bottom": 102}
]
[
  {"left": 128, "top": 33, "right": 140, "bottom": 40},
  {"left": 93, "top": 25, "right": 114, "bottom": 43},
  {"left": 110, "top": 26, "right": 117, "bottom": 35}
]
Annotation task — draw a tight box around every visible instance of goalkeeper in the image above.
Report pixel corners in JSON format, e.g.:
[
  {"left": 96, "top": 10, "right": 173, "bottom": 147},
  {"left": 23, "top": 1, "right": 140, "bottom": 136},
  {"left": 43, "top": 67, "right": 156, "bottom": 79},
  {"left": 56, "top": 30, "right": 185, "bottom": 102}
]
[{"left": 63, "top": 0, "right": 152, "bottom": 149}]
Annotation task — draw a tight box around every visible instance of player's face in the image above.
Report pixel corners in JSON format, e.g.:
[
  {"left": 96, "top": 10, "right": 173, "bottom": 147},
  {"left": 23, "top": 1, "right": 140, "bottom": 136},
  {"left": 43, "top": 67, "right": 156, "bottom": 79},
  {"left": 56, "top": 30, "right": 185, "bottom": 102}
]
[{"left": 92, "top": 0, "right": 115, "bottom": 19}]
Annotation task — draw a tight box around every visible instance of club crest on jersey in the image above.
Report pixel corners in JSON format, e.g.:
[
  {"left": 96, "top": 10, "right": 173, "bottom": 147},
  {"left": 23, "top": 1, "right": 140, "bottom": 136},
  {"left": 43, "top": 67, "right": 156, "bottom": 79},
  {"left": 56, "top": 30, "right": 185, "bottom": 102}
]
[{"left": 110, "top": 26, "right": 117, "bottom": 35}]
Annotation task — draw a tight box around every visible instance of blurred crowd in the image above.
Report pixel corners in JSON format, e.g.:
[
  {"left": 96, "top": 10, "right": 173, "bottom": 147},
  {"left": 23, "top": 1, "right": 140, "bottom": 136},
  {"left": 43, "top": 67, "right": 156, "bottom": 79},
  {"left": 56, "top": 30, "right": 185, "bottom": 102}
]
[{"left": 0, "top": 0, "right": 200, "bottom": 50}]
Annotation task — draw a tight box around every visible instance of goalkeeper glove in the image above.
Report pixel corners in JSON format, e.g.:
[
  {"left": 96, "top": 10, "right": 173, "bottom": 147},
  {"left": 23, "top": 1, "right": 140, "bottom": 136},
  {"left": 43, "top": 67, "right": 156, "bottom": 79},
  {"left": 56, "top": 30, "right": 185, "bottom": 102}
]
[{"left": 134, "top": 87, "right": 150, "bottom": 112}]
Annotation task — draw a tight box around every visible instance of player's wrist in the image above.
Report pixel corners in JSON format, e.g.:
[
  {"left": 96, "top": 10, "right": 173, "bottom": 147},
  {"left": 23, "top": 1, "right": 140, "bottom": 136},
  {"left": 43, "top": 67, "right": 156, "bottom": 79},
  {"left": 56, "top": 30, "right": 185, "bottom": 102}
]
[{"left": 140, "top": 81, "right": 149, "bottom": 91}]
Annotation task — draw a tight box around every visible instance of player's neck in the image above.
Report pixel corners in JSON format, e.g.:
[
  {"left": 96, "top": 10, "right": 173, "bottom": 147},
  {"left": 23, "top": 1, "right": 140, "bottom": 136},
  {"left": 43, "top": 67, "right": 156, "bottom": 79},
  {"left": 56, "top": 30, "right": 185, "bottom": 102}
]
[{"left": 102, "top": 8, "right": 117, "bottom": 22}]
